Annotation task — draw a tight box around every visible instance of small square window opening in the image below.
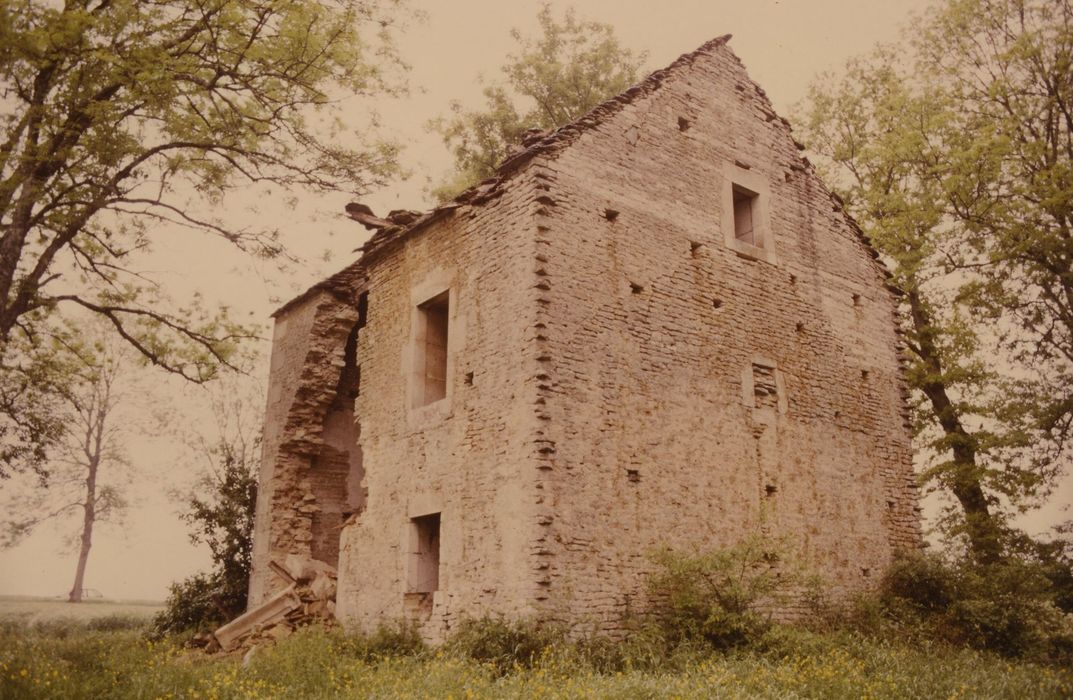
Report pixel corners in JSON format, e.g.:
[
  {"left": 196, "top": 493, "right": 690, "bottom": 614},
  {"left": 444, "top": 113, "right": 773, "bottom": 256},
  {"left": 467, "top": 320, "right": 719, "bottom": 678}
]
[{"left": 722, "top": 163, "right": 775, "bottom": 264}]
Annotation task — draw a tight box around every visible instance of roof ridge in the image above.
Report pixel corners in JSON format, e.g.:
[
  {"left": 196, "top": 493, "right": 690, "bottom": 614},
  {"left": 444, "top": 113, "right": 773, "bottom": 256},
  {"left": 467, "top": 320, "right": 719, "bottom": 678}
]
[
  {"left": 355, "top": 34, "right": 735, "bottom": 259},
  {"left": 274, "top": 34, "right": 738, "bottom": 317},
  {"left": 275, "top": 33, "right": 905, "bottom": 319},
  {"left": 492, "top": 33, "right": 734, "bottom": 175}
]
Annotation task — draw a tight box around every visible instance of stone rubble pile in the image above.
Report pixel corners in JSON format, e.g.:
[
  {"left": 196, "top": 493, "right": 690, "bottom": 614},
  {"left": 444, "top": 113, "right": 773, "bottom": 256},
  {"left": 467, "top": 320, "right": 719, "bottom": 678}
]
[{"left": 209, "top": 555, "right": 337, "bottom": 654}]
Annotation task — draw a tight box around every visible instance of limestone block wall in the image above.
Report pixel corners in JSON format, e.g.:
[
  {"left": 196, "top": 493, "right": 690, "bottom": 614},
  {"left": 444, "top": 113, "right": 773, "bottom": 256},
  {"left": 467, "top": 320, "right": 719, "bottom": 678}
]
[
  {"left": 525, "top": 42, "right": 920, "bottom": 631},
  {"left": 254, "top": 36, "right": 921, "bottom": 638},
  {"left": 335, "top": 172, "right": 547, "bottom": 641}
]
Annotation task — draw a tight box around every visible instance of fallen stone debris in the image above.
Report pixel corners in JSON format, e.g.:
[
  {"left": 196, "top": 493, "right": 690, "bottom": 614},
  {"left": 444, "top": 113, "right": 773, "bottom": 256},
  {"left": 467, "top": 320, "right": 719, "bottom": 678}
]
[{"left": 205, "top": 555, "right": 337, "bottom": 655}]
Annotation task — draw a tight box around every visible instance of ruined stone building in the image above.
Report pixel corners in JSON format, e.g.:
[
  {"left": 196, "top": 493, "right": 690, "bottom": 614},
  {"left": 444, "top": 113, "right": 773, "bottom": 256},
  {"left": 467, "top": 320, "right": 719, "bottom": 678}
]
[{"left": 248, "top": 35, "right": 921, "bottom": 639}]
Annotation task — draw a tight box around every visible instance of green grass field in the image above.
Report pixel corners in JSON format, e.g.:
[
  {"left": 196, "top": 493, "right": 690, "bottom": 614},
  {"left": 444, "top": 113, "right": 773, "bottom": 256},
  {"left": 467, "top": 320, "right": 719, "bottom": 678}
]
[
  {"left": 0, "top": 596, "right": 164, "bottom": 626},
  {"left": 1, "top": 605, "right": 1070, "bottom": 700}
]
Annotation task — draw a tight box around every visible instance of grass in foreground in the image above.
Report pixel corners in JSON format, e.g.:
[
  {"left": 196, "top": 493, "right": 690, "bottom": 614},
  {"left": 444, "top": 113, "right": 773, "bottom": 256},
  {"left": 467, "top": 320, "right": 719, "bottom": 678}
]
[{"left": 1, "top": 620, "right": 1070, "bottom": 700}]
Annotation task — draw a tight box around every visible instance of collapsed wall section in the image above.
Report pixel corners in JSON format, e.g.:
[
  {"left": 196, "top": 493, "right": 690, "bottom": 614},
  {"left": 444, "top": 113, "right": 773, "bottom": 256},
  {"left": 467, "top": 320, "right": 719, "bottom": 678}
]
[
  {"left": 248, "top": 280, "right": 367, "bottom": 607},
  {"left": 526, "top": 41, "right": 920, "bottom": 631}
]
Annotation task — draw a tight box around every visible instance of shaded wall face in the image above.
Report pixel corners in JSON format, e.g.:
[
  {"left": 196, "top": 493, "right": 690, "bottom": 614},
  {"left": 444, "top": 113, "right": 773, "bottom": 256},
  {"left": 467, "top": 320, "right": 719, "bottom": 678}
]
[
  {"left": 529, "top": 46, "right": 919, "bottom": 629},
  {"left": 335, "top": 181, "right": 545, "bottom": 640},
  {"left": 249, "top": 298, "right": 324, "bottom": 605},
  {"left": 309, "top": 407, "right": 364, "bottom": 567}
]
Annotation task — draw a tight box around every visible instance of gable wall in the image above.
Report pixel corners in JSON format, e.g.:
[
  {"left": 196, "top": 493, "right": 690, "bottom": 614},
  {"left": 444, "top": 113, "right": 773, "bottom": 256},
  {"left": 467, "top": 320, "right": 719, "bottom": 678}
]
[{"left": 529, "top": 43, "right": 920, "bottom": 631}]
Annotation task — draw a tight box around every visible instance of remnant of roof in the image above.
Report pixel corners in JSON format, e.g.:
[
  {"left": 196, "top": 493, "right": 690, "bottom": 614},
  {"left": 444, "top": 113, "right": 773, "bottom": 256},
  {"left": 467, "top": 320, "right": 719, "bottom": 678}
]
[
  {"left": 272, "top": 259, "right": 368, "bottom": 318},
  {"left": 273, "top": 32, "right": 895, "bottom": 317},
  {"left": 345, "top": 203, "right": 393, "bottom": 230},
  {"left": 345, "top": 203, "right": 425, "bottom": 231},
  {"left": 355, "top": 34, "right": 736, "bottom": 262}
]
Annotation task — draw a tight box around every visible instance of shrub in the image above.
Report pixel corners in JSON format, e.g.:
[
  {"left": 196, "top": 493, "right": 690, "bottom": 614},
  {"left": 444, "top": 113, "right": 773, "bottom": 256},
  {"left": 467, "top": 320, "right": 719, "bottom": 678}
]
[
  {"left": 445, "top": 616, "right": 565, "bottom": 674},
  {"left": 336, "top": 621, "right": 427, "bottom": 659},
  {"left": 151, "top": 570, "right": 243, "bottom": 637},
  {"left": 882, "top": 551, "right": 956, "bottom": 614},
  {"left": 152, "top": 406, "right": 259, "bottom": 639},
  {"left": 647, "top": 534, "right": 810, "bottom": 650},
  {"left": 1009, "top": 530, "right": 1073, "bottom": 615},
  {"left": 878, "top": 550, "right": 1073, "bottom": 662}
]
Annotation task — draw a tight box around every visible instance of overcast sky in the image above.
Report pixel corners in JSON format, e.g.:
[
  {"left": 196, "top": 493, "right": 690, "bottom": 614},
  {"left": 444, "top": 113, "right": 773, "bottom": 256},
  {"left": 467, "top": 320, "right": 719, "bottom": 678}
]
[{"left": 10, "top": 0, "right": 1067, "bottom": 603}]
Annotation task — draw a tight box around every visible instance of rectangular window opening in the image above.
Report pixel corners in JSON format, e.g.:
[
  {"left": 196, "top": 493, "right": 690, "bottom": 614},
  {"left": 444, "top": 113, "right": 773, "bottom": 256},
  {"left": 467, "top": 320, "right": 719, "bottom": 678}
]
[
  {"left": 409, "top": 513, "right": 441, "bottom": 593},
  {"left": 416, "top": 291, "right": 449, "bottom": 407},
  {"left": 733, "top": 185, "right": 758, "bottom": 246}
]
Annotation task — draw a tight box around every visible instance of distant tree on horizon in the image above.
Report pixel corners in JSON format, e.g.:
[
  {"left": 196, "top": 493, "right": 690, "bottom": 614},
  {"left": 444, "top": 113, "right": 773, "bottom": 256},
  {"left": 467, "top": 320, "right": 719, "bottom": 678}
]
[{"left": 0, "top": 327, "right": 132, "bottom": 602}]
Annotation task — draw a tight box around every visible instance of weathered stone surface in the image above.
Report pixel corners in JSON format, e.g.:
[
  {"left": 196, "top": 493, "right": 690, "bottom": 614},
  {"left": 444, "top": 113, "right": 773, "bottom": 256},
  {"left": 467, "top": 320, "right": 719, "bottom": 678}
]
[{"left": 248, "top": 35, "right": 921, "bottom": 642}]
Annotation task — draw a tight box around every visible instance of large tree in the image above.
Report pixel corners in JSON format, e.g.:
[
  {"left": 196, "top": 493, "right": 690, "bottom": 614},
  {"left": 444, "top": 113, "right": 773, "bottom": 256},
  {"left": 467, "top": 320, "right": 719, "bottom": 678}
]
[
  {"left": 0, "top": 0, "right": 408, "bottom": 476},
  {"left": 797, "top": 0, "right": 1072, "bottom": 560},
  {"left": 428, "top": 4, "right": 646, "bottom": 202},
  {"left": 914, "top": 0, "right": 1073, "bottom": 454}
]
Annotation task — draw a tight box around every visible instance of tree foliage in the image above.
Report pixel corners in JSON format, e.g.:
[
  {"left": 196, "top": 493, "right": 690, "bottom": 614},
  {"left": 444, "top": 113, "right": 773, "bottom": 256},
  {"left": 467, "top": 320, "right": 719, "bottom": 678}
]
[
  {"left": 154, "top": 379, "right": 260, "bottom": 635},
  {"left": 914, "top": 0, "right": 1073, "bottom": 448},
  {"left": 428, "top": 4, "right": 646, "bottom": 202},
  {"left": 648, "top": 535, "right": 813, "bottom": 650},
  {"left": 878, "top": 548, "right": 1073, "bottom": 661},
  {"left": 0, "top": 0, "right": 408, "bottom": 476},
  {"left": 0, "top": 333, "right": 69, "bottom": 479},
  {"left": 797, "top": 0, "right": 1072, "bottom": 560}
]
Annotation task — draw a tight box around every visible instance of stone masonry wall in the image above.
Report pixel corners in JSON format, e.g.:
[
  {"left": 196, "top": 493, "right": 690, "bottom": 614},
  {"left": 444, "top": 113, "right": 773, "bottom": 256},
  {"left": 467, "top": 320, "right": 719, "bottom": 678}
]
[
  {"left": 334, "top": 171, "right": 547, "bottom": 641},
  {"left": 255, "top": 37, "right": 920, "bottom": 637},
  {"left": 525, "top": 42, "right": 920, "bottom": 631}
]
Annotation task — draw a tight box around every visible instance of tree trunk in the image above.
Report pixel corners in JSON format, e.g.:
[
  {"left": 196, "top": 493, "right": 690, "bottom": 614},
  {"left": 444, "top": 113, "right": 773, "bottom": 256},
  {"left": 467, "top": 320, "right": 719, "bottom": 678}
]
[
  {"left": 906, "top": 288, "right": 1003, "bottom": 563},
  {"left": 68, "top": 456, "right": 98, "bottom": 603}
]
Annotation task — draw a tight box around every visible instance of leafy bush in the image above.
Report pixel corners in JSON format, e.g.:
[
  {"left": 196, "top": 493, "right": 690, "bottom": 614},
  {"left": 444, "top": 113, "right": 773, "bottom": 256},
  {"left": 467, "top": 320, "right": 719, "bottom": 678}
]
[
  {"left": 878, "top": 550, "right": 1073, "bottom": 662},
  {"left": 647, "top": 534, "right": 811, "bottom": 650},
  {"left": 1008, "top": 530, "right": 1073, "bottom": 615},
  {"left": 882, "top": 552, "right": 956, "bottom": 614},
  {"left": 152, "top": 437, "right": 257, "bottom": 637},
  {"left": 151, "top": 570, "right": 243, "bottom": 637},
  {"left": 336, "top": 621, "right": 427, "bottom": 659},
  {"left": 445, "top": 616, "right": 565, "bottom": 674}
]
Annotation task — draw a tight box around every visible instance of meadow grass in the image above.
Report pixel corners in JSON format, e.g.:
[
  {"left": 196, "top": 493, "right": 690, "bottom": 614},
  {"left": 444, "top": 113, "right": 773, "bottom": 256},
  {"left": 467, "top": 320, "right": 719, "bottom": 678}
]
[
  {"left": 1, "top": 617, "right": 1070, "bottom": 699},
  {"left": 0, "top": 596, "right": 163, "bottom": 626}
]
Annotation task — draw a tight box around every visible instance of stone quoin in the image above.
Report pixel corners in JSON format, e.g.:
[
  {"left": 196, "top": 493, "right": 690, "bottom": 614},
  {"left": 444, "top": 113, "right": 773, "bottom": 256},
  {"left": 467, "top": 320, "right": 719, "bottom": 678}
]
[{"left": 247, "top": 35, "right": 922, "bottom": 641}]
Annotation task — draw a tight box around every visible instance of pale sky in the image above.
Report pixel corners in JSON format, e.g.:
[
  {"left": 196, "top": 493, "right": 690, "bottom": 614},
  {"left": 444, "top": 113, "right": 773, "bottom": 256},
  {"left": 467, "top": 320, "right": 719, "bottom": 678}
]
[{"left": 7, "top": 0, "right": 1067, "bottom": 603}]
